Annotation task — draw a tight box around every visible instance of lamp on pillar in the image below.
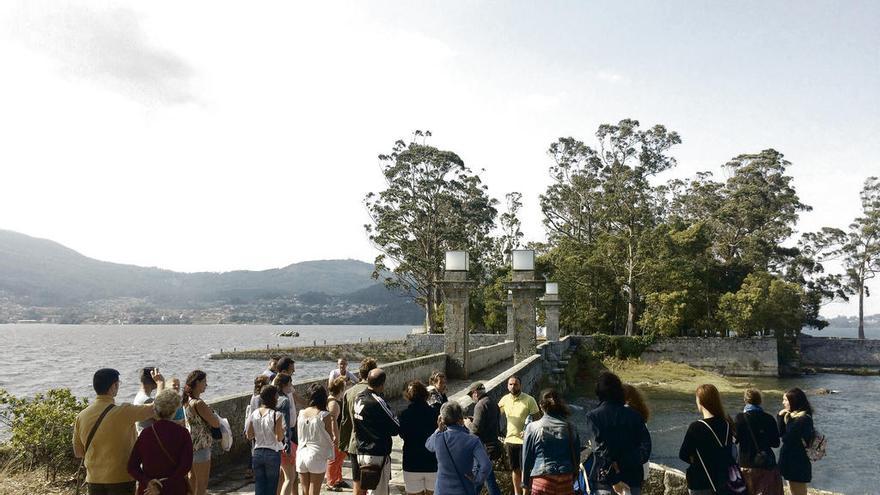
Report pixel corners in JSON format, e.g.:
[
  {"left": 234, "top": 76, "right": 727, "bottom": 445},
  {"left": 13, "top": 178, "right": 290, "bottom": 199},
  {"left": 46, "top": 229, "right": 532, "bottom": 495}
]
[
  {"left": 439, "top": 250, "right": 476, "bottom": 378},
  {"left": 504, "top": 249, "right": 544, "bottom": 363},
  {"left": 542, "top": 282, "right": 562, "bottom": 341}
]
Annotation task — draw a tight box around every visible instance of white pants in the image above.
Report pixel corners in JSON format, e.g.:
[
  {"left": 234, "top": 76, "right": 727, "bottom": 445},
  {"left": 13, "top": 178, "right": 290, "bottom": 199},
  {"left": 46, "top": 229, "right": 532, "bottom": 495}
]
[{"left": 357, "top": 454, "right": 391, "bottom": 495}]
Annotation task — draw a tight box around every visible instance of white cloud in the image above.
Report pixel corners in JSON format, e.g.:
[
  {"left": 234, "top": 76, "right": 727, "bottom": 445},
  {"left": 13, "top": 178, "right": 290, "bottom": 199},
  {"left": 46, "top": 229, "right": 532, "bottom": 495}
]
[{"left": 596, "top": 69, "right": 629, "bottom": 84}]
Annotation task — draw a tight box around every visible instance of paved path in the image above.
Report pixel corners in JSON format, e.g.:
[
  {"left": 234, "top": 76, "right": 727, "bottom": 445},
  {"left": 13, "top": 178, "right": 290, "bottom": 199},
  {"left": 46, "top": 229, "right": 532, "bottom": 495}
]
[{"left": 209, "top": 358, "right": 514, "bottom": 495}]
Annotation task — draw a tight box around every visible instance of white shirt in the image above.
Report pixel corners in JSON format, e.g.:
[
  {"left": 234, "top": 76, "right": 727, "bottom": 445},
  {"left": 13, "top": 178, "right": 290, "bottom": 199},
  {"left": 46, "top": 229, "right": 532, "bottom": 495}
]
[
  {"left": 133, "top": 390, "right": 154, "bottom": 435},
  {"left": 328, "top": 369, "right": 358, "bottom": 387},
  {"left": 251, "top": 409, "right": 284, "bottom": 451}
]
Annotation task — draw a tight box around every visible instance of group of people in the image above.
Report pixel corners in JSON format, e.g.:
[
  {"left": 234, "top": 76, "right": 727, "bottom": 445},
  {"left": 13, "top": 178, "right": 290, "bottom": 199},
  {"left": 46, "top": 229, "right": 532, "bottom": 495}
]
[{"left": 72, "top": 355, "right": 820, "bottom": 495}]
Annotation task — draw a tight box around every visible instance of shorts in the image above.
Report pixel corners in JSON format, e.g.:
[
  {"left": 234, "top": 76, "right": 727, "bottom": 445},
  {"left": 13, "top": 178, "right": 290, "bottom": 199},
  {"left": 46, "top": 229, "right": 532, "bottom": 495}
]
[
  {"left": 505, "top": 443, "right": 522, "bottom": 471},
  {"left": 403, "top": 471, "right": 437, "bottom": 493},
  {"left": 296, "top": 447, "right": 331, "bottom": 474},
  {"left": 348, "top": 452, "right": 361, "bottom": 481},
  {"left": 193, "top": 447, "right": 212, "bottom": 463},
  {"left": 281, "top": 443, "right": 298, "bottom": 466}
]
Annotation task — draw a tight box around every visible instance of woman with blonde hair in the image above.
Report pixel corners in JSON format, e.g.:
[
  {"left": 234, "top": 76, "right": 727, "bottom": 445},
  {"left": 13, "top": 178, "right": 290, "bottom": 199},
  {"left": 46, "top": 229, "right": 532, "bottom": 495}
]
[
  {"left": 678, "top": 384, "right": 737, "bottom": 495},
  {"left": 623, "top": 383, "right": 651, "bottom": 485},
  {"left": 128, "top": 389, "right": 193, "bottom": 495}
]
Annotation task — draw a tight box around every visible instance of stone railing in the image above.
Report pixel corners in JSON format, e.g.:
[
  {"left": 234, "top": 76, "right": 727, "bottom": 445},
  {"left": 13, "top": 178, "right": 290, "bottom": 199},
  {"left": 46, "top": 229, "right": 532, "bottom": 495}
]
[
  {"left": 799, "top": 334, "right": 880, "bottom": 371},
  {"left": 455, "top": 353, "right": 544, "bottom": 415},
  {"left": 467, "top": 341, "right": 515, "bottom": 375},
  {"left": 406, "top": 332, "right": 508, "bottom": 355}
]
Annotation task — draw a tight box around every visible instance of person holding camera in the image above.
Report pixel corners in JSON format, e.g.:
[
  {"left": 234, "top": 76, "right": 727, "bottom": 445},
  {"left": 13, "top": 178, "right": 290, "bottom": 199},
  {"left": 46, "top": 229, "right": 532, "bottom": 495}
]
[
  {"left": 73, "top": 367, "right": 164, "bottom": 495},
  {"left": 134, "top": 367, "right": 160, "bottom": 436}
]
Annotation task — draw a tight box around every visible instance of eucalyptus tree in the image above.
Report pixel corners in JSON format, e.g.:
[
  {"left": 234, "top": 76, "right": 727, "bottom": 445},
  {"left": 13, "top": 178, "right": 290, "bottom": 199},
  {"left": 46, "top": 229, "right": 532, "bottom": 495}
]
[
  {"left": 364, "top": 131, "right": 498, "bottom": 333},
  {"left": 805, "top": 177, "right": 880, "bottom": 339},
  {"left": 541, "top": 119, "right": 681, "bottom": 335}
]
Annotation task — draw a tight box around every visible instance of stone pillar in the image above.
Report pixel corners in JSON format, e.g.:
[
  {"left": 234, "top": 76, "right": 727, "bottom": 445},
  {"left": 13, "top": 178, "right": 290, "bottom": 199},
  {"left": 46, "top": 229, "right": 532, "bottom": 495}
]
[
  {"left": 438, "top": 270, "right": 476, "bottom": 378},
  {"left": 543, "top": 293, "right": 562, "bottom": 341},
  {"left": 504, "top": 270, "right": 544, "bottom": 364},
  {"left": 504, "top": 290, "right": 514, "bottom": 341}
]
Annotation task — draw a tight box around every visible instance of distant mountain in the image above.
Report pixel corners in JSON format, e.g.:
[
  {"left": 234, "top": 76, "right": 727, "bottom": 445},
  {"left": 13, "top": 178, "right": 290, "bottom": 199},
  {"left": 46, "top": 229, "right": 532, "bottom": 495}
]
[{"left": 0, "top": 229, "right": 378, "bottom": 306}]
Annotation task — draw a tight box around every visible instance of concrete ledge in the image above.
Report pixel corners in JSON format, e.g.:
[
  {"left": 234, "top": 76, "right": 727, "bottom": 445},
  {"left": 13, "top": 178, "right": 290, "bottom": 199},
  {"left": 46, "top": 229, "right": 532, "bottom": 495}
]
[{"left": 467, "top": 341, "right": 515, "bottom": 375}]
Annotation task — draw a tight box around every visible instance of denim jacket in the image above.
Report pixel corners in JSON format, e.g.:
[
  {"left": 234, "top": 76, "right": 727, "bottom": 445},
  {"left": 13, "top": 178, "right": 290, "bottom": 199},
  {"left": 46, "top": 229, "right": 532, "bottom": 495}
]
[{"left": 521, "top": 413, "right": 581, "bottom": 487}]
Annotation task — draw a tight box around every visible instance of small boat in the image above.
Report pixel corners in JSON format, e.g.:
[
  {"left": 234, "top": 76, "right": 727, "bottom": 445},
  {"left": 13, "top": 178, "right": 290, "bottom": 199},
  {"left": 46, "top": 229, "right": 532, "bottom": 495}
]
[{"left": 279, "top": 330, "right": 300, "bottom": 337}]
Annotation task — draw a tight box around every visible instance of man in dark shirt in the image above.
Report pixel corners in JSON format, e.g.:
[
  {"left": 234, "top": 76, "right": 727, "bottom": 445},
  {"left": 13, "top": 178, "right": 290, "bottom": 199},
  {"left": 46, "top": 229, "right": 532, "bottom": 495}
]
[
  {"left": 339, "top": 358, "right": 377, "bottom": 495},
  {"left": 466, "top": 381, "right": 503, "bottom": 495},
  {"left": 354, "top": 368, "right": 399, "bottom": 495}
]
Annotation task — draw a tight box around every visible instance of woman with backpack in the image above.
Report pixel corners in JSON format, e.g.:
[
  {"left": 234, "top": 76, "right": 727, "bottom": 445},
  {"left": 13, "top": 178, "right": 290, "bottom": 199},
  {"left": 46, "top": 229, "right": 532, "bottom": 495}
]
[
  {"left": 734, "top": 389, "right": 782, "bottom": 495},
  {"left": 777, "top": 388, "right": 815, "bottom": 495},
  {"left": 678, "top": 384, "right": 741, "bottom": 495}
]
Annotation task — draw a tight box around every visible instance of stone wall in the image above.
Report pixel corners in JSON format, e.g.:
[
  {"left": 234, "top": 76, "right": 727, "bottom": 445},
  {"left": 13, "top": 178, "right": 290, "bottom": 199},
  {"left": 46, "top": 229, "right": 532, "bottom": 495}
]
[
  {"left": 640, "top": 337, "right": 779, "bottom": 376},
  {"left": 467, "top": 341, "right": 515, "bottom": 375},
  {"left": 799, "top": 335, "right": 880, "bottom": 370},
  {"left": 405, "top": 332, "right": 508, "bottom": 355},
  {"left": 455, "top": 353, "right": 544, "bottom": 415}
]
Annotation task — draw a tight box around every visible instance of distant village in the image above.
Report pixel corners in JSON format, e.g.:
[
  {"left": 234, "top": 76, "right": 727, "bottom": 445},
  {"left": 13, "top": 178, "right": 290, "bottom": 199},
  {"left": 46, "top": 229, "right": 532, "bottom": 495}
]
[{"left": 0, "top": 292, "right": 421, "bottom": 325}]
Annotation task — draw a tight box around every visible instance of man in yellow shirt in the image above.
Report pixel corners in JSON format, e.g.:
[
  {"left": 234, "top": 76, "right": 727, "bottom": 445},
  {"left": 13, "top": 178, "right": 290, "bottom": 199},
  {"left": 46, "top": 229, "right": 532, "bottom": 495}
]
[
  {"left": 498, "top": 375, "right": 540, "bottom": 495},
  {"left": 73, "top": 368, "right": 162, "bottom": 495}
]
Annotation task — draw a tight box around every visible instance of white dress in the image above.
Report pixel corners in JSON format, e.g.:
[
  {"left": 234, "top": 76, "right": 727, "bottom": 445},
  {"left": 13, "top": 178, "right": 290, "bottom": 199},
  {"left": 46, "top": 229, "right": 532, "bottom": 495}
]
[{"left": 295, "top": 409, "right": 335, "bottom": 473}]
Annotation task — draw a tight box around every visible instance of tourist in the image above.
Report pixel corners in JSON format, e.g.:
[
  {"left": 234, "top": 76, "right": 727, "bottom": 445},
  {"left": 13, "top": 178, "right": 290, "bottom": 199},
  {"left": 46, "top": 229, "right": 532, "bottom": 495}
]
[
  {"left": 296, "top": 383, "right": 337, "bottom": 495},
  {"left": 678, "top": 383, "right": 736, "bottom": 495},
  {"left": 73, "top": 368, "right": 163, "bottom": 495},
  {"left": 354, "top": 368, "right": 400, "bottom": 495},
  {"left": 134, "top": 367, "right": 159, "bottom": 435},
  {"left": 245, "top": 375, "right": 271, "bottom": 478},
  {"left": 127, "top": 389, "right": 194, "bottom": 495},
  {"left": 263, "top": 355, "right": 281, "bottom": 381},
  {"left": 522, "top": 389, "right": 581, "bottom": 495},
  {"left": 328, "top": 358, "right": 359, "bottom": 390},
  {"left": 399, "top": 380, "right": 439, "bottom": 495},
  {"left": 247, "top": 385, "right": 285, "bottom": 495},
  {"left": 325, "top": 377, "right": 349, "bottom": 492},
  {"left": 777, "top": 388, "right": 815, "bottom": 495},
  {"left": 734, "top": 389, "right": 783, "bottom": 495},
  {"left": 584, "top": 372, "right": 651, "bottom": 495},
  {"left": 623, "top": 383, "right": 651, "bottom": 483},
  {"left": 273, "top": 373, "right": 298, "bottom": 495},
  {"left": 426, "top": 371, "right": 448, "bottom": 414},
  {"left": 425, "top": 401, "right": 491, "bottom": 495},
  {"left": 340, "top": 357, "right": 378, "bottom": 495},
  {"left": 498, "top": 375, "right": 540, "bottom": 495},
  {"left": 182, "top": 369, "right": 221, "bottom": 495},
  {"left": 465, "top": 381, "right": 502, "bottom": 495}
]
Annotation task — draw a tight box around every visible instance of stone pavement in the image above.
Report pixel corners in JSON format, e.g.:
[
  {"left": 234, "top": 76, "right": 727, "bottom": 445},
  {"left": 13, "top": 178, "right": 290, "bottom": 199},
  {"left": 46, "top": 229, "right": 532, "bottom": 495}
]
[{"left": 209, "top": 358, "right": 515, "bottom": 495}]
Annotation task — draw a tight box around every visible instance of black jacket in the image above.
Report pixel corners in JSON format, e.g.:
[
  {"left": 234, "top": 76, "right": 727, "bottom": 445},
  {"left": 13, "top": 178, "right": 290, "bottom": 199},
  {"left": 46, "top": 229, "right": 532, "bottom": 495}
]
[
  {"left": 777, "top": 413, "right": 814, "bottom": 483},
  {"left": 398, "top": 400, "right": 438, "bottom": 472},
  {"left": 585, "top": 400, "right": 651, "bottom": 488},
  {"left": 469, "top": 393, "right": 502, "bottom": 449},
  {"left": 734, "top": 410, "right": 779, "bottom": 468},
  {"left": 354, "top": 388, "right": 400, "bottom": 456},
  {"left": 678, "top": 416, "right": 734, "bottom": 491}
]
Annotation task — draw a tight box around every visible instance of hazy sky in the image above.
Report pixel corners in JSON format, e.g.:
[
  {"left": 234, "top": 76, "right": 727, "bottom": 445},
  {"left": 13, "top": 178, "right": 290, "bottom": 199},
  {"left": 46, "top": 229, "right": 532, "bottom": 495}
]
[{"left": 1, "top": 1, "right": 878, "bottom": 316}]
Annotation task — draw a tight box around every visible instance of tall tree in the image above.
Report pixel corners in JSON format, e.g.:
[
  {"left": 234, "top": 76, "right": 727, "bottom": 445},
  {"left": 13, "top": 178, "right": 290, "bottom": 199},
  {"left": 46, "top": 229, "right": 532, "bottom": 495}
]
[
  {"left": 364, "top": 131, "right": 498, "bottom": 333},
  {"left": 806, "top": 177, "right": 880, "bottom": 339}
]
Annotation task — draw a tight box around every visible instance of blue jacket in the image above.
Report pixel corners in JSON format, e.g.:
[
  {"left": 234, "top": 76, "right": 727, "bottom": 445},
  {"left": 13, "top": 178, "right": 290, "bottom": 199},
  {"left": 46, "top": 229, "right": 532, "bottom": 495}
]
[
  {"left": 522, "top": 413, "right": 581, "bottom": 487},
  {"left": 425, "top": 425, "right": 491, "bottom": 495}
]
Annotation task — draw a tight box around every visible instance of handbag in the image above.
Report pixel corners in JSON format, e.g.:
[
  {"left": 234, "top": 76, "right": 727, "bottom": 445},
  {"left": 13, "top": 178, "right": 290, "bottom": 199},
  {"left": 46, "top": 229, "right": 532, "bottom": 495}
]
[
  {"left": 194, "top": 401, "right": 222, "bottom": 440},
  {"left": 74, "top": 404, "right": 115, "bottom": 495},
  {"left": 742, "top": 413, "right": 772, "bottom": 468},
  {"left": 697, "top": 420, "right": 747, "bottom": 495},
  {"left": 359, "top": 456, "right": 386, "bottom": 491}
]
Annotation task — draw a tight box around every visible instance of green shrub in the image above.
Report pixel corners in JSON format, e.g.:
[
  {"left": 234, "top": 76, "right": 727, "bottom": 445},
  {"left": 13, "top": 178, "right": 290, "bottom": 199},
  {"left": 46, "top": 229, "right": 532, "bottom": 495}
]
[
  {"left": 0, "top": 388, "right": 88, "bottom": 480},
  {"left": 590, "top": 334, "right": 656, "bottom": 359}
]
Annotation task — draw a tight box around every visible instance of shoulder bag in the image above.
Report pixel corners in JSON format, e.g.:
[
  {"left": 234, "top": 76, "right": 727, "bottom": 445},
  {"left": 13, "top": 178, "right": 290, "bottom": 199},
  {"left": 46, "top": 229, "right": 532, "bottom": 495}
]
[
  {"left": 358, "top": 456, "right": 387, "bottom": 491},
  {"left": 193, "top": 400, "right": 222, "bottom": 440},
  {"left": 74, "top": 404, "right": 115, "bottom": 495},
  {"left": 697, "top": 420, "right": 747, "bottom": 495},
  {"left": 151, "top": 424, "right": 195, "bottom": 494},
  {"left": 802, "top": 416, "right": 826, "bottom": 462},
  {"left": 742, "top": 413, "right": 772, "bottom": 467}
]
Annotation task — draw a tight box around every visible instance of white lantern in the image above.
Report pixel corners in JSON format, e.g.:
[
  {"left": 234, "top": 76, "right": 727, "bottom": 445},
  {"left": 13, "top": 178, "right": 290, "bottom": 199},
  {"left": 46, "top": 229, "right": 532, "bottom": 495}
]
[
  {"left": 445, "top": 251, "right": 469, "bottom": 271},
  {"left": 511, "top": 249, "right": 535, "bottom": 271},
  {"left": 545, "top": 282, "right": 559, "bottom": 295}
]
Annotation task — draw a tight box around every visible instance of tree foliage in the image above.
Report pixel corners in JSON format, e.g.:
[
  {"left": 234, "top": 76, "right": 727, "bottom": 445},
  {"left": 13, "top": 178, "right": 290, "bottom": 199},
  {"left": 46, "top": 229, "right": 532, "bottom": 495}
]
[{"left": 364, "top": 131, "right": 498, "bottom": 332}]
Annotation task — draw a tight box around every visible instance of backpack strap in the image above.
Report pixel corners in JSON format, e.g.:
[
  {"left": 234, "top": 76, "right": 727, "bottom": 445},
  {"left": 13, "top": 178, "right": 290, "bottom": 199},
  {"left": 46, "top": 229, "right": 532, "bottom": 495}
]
[
  {"left": 698, "top": 419, "right": 729, "bottom": 448},
  {"left": 84, "top": 404, "right": 115, "bottom": 454}
]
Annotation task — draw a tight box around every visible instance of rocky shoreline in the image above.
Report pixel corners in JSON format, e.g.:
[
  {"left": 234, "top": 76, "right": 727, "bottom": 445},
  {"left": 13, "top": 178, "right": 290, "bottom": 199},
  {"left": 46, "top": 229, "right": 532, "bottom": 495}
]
[{"left": 209, "top": 338, "right": 418, "bottom": 363}]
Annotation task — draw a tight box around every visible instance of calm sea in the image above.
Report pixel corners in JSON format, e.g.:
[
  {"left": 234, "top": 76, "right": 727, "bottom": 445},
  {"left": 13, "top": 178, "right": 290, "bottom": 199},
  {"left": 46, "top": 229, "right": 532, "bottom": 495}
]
[{"left": 0, "top": 324, "right": 414, "bottom": 401}]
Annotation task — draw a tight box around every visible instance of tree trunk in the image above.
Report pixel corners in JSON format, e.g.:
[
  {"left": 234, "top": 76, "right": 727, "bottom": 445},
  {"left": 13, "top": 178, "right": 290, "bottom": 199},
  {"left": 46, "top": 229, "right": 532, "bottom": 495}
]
[
  {"left": 858, "top": 283, "right": 865, "bottom": 340},
  {"left": 625, "top": 297, "right": 636, "bottom": 336},
  {"left": 426, "top": 286, "right": 437, "bottom": 333}
]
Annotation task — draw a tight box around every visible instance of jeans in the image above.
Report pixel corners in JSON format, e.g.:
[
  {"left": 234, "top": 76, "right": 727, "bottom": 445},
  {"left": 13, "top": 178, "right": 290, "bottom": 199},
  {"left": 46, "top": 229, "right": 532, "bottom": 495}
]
[
  {"left": 87, "top": 482, "right": 136, "bottom": 495},
  {"left": 253, "top": 448, "right": 282, "bottom": 495},
  {"left": 485, "top": 468, "right": 502, "bottom": 495}
]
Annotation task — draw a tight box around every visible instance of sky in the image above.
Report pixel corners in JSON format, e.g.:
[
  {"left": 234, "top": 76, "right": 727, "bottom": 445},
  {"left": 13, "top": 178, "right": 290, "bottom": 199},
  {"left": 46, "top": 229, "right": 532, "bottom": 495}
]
[{"left": 0, "top": 1, "right": 878, "bottom": 316}]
